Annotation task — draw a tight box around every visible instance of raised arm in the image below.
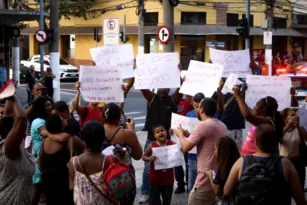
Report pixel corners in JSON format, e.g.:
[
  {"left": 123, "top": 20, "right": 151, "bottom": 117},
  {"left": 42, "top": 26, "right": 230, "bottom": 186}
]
[
  {"left": 141, "top": 89, "right": 155, "bottom": 103},
  {"left": 216, "top": 79, "right": 224, "bottom": 113},
  {"left": 123, "top": 77, "right": 135, "bottom": 97},
  {"left": 70, "top": 81, "right": 82, "bottom": 115},
  {"left": 233, "top": 86, "right": 271, "bottom": 126},
  {"left": 4, "top": 96, "right": 28, "bottom": 160},
  {"left": 171, "top": 64, "right": 184, "bottom": 105},
  {"left": 224, "top": 157, "right": 243, "bottom": 197}
]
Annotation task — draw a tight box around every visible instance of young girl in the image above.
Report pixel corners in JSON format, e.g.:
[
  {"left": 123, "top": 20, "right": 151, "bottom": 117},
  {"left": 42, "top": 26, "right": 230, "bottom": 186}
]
[
  {"left": 204, "top": 136, "right": 240, "bottom": 205},
  {"left": 142, "top": 124, "right": 175, "bottom": 205}
]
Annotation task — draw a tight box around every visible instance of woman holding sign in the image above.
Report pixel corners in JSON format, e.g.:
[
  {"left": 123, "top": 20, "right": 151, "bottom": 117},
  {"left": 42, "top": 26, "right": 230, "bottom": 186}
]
[{"left": 232, "top": 86, "right": 283, "bottom": 156}]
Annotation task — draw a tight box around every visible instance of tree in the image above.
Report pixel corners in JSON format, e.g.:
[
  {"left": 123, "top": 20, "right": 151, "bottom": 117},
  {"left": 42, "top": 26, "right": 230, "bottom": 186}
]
[{"left": 8, "top": 0, "right": 97, "bottom": 19}]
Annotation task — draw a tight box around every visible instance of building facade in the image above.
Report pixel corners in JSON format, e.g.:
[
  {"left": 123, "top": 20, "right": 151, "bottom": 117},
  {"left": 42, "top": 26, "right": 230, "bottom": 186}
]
[{"left": 21, "top": 0, "right": 305, "bottom": 70}]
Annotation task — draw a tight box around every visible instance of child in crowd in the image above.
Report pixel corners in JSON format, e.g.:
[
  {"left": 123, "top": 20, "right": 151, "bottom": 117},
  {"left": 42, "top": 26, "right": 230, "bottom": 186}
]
[{"left": 142, "top": 125, "right": 175, "bottom": 205}]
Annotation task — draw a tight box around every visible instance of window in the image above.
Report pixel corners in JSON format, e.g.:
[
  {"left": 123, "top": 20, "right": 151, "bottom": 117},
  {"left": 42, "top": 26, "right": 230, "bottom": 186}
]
[
  {"left": 181, "top": 12, "right": 206, "bottom": 25},
  {"left": 297, "top": 15, "right": 307, "bottom": 25},
  {"left": 274, "top": 17, "right": 287, "bottom": 29},
  {"left": 144, "top": 12, "right": 159, "bottom": 26},
  {"left": 242, "top": 14, "right": 254, "bottom": 27},
  {"left": 227, "top": 13, "right": 239, "bottom": 27}
]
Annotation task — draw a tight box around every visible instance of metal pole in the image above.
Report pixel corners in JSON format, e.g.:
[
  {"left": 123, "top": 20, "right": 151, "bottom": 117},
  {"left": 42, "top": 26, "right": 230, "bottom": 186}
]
[
  {"left": 245, "top": 0, "right": 250, "bottom": 49},
  {"left": 163, "top": 0, "right": 174, "bottom": 52},
  {"left": 123, "top": 14, "right": 127, "bottom": 43},
  {"left": 138, "top": 0, "right": 144, "bottom": 54},
  {"left": 12, "top": 37, "right": 20, "bottom": 87},
  {"left": 50, "top": 0, "right": 60, "bottom": 101},
  {"left": 39, "top": 0, "right": 44, "bottom": 79},
  {"left": 265, "top": 2, "right": 273, "bottom": 76}
]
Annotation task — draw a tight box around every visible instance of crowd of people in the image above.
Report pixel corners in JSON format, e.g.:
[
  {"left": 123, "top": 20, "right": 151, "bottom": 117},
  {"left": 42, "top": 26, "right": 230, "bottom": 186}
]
[{"left": 0, "top": 62, "right": 307, "bottom": 205}]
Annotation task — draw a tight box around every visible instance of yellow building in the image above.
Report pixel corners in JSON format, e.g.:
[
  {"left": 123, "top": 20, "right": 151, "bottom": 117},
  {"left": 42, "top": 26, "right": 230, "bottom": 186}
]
[{"left": 21, "top": 0, "right": 305, "bottom": 70}]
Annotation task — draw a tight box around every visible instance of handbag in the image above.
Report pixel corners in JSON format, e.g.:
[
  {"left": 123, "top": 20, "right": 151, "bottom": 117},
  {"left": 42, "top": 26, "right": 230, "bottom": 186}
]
[{"left": 76, "top": 157, "right": 117, "bottom": 205}]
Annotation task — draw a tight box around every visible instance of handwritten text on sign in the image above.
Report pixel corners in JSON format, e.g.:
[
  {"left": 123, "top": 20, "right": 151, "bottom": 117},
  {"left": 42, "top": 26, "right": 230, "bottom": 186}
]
[
  {"left": 297, "top": 104, "right": 307, "bottom": 130},
  {"left": 171, "top": 113, "right": 200, "bottom": 154},
  {"left": 134, "top": 53, "right": 180, "bottom": 89},
  {"left": 152, "top": 144, "right": 185, "bottom": 170},
  {"left": 210, "top": 48, "right": 251, "bottom": 78},
  {"left": 90, "top": 44, "right": 134, "bottom": 79},
  {"left": 179, "top": 60, "right": 223, "bottom": 98},
  {"left": 245, "top": 75, "right": 291, "bottom": 111},
  {"left": 79, "top": 66, "right": 124, "bottom": 102}
]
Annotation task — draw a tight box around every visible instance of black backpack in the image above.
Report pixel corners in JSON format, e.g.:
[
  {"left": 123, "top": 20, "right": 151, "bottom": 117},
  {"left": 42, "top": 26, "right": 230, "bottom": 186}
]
[{"left": 235, "top": 155, "right": 282, "bottom": 205}]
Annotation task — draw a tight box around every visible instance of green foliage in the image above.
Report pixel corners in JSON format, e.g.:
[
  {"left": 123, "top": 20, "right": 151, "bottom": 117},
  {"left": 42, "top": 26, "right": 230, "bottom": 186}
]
[{"left": 56, "top": 0, "right": 96, "bottom": 19}]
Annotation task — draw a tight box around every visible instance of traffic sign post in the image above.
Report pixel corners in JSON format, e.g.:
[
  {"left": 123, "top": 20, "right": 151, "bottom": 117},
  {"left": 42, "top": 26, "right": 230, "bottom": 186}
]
[
  {"left": 103, "top": 18, "right": 120, "bottom": 46},
  {"left": 35, "top": 30, "right": 47, "bottom": 44},
  {"left": 158, "top": 26, "right": 170, "bottom": 44}
]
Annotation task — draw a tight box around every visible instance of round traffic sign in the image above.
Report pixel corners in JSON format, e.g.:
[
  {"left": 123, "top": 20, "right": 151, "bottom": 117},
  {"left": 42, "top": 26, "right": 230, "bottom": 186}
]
[
  {"left": 35, "top": 30, "right": 47, "bottom": 43},
  {"left": 107, "top": 19, "right": 116, "bottom": 31},
  {"left": 158, "top": 26, "right": 170, "bottom": 44}
]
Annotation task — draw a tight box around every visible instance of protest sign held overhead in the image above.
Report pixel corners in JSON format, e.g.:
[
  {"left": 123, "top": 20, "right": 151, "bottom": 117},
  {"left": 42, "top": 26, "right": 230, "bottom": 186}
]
[
  {"left": 134, "top": 52, "right": 180, "bottom": 89},
  {"left": 245, "top": 75, "right": 291, "bottom": 111},
  {"left": 221, "top": 73, "right": 241, "bottom": 94},
  {"left": 79, "top": 65, "right": 124, "bottom": 102},
  {"left": 152, "top": 144, "right": 185, "bottom": 170},
  {"left": 90, "top": 44, "right": 134, "bottom": 79},
  {"left": 179, "top": 60, "right": 223, "bottom": 98},
  {"left": 210, "top": 48, "right": 251, "bottom": 78}
]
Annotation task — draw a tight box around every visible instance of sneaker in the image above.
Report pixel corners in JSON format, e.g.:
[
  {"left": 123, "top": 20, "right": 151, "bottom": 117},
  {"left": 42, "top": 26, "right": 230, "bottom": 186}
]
[
  {"left": 174, "top": 186, "right": 185, "bottom": 194},
  {"left": 139, "top": 195, "right": 149, "bottom": 204}
]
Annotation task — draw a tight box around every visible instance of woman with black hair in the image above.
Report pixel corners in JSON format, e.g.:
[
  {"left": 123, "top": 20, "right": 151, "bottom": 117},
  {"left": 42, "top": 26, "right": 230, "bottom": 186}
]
[
  {"left": 0, "top": 95, "right": 35, "bottom": 205},
  {"left": 102, "top": 103, "right": 143, "bottom": 205},
  {"left": 204, "top": 137, "right": 240, "bottom": 204},
  {"left": 30, "top": 97, "right": 53, "bottom": 205},
  {"left": 232, "top": 86, "right": 284, "bottom": 155},
  {"left": 68, "top": 121, "right": 119, "bottom": 205},
  {"left": 40, "top": 115, "right": 83, "bottom": 205}
]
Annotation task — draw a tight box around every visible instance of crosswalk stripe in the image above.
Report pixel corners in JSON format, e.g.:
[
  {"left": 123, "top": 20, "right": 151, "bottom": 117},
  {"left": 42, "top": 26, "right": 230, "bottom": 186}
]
[
  {"left": 132, "top": 116, "right": 146, "bottom": 120},
  {"left": 124, "top": 112, "right": 142, "bottom": 115},
  {"left": 135, "top": 123, "right": 144, "bottom": 128}
]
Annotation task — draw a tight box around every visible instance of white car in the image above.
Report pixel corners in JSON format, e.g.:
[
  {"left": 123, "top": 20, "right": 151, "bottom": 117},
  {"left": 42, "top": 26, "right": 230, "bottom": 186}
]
[{"left": 20, "top": 55, "right": 79, "bottom": 80}]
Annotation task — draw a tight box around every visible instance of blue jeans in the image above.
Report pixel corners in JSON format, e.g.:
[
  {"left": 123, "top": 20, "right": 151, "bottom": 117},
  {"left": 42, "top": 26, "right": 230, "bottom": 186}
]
[
  {"left": 187, "top": 153, "right": 197, "bottom": 192},
  {"left": 27, "top": 90, "right": 33, "bottom": 103},
  {"left": 141, "top": 138, "right": 154, "bottom": 196}
]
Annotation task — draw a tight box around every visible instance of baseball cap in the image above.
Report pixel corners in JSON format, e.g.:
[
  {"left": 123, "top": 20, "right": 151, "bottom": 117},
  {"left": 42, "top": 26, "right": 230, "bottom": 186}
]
[{"left": 193, "top": 92, "right": 205, "bottom": 102}]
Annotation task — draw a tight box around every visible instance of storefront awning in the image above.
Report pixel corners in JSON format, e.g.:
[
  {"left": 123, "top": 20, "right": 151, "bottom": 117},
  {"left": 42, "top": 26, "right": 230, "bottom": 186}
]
[
  {"left": 0, "top": 9, "right": 49, "bottom": 24},
  {"left": 21, "top": 25, "right": 306, "bottom": 37}
]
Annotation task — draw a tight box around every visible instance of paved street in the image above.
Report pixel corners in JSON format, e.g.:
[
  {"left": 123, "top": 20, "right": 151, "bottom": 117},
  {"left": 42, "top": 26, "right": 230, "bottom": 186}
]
[{"left": 16, "top": 82, "right": 306, "bottom": 205}]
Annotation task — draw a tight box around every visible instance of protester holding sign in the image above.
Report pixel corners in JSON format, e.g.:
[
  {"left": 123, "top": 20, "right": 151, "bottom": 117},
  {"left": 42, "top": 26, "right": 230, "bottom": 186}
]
[
  {"left": 142, "top": 125, "right": 176, "bottom": 205},
  {"left": 174, "top": 98, "right": 227, "bottom": 205},
  {"left": 232, "top": 86, "right": 284, "bottom": 156},
  {"left": 70, "top": 81, "right": 104, "bottom": 127},
  {"left": 139, "top": 64, "right": 183, "bottom": 204}
]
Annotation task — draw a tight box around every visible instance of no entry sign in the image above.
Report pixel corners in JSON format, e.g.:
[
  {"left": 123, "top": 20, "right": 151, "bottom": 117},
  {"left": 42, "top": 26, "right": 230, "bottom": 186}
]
[
  {"left": 35, "top": 30, "right": 47, "bottom": 43},
  {"left": 158, "top": 26, "right": 170, "bottom": 44}
]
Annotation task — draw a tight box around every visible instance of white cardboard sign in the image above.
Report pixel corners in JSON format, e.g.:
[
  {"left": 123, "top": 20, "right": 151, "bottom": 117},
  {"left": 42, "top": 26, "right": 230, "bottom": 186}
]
[
  {"left": 245, "top": 75, "right": 291, "bottom": 111},
  {"left": 209, "top": 48, "right": 252, "bottom": 78},
  {"left": 134, "top": 52, "right": 180, "bottom": 89},
  {"left": 297, "top": 104, "right": 307, "bottom": 130},
  {"left": 179, "top": 60, "right": 223, "bottom": 98},
  {"left": 221, "top": 73, "right": 239, "bottom": 94},
  {"left": 79, "top": 65, "right": 124, "bottom": 102},
  {"left": 90, "top": 44, "right": 134, "bottom": 79},
  {"left": 171, "top": 113, "right": 200, "bottom": 154},
  {"left": 152, "top": 144, "right": 185, "bottom": 170}
]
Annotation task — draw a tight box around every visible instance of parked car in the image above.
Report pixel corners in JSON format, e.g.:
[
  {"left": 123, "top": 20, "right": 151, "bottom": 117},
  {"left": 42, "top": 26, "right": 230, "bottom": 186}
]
[
  {"left": 9, "top": 64, "right": 28, "bottom": 83},
  {"left": 20, "top": 55, "right": 79, "bottom": 80}
]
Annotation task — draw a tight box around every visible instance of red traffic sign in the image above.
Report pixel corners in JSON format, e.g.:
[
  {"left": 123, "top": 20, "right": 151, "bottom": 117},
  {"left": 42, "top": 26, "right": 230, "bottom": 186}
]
[
  {"left": 158, "top": 26, "right": 170, "bottom": 44},
  {"left": 35, "top": 30, "right": 47, "bottom": 43}
]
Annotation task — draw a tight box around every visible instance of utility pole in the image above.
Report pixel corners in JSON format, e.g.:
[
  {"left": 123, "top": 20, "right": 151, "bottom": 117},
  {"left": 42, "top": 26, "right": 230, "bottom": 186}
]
[
  {"left": 138, "top": 0, "right": 144, "bottom": 54},
  {"left": 39, "top": 0, "right": 44, "bottom": 78},
  {"left": 123, "top": 14, "right": 127, "bottom": 43},
  {"left": 245, "top": 0, "right": 250, "bottom": 49},
  {"left": 265, "top": 0, "right": 274, "bottom": 76},
  {"left": 50, "top": 0, "right": 60, "bottom": 101},
  {"left": 163, "top": 0, "right": 174, "bottom": 52},
  {"left": 12, "top": 37, "right": 19, "bottom": 87}
]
